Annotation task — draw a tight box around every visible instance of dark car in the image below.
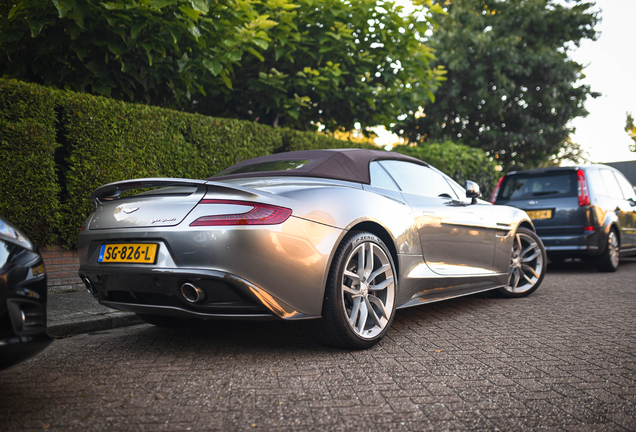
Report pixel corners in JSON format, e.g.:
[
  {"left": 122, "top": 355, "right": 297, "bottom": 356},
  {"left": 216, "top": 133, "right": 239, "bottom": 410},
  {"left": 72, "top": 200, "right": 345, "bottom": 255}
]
[
  {"left": 0, "top": 217, "right": 52, "bottom": 370},
  {"left": 491, "top": 164, "right": 636, "bottom": 272}
]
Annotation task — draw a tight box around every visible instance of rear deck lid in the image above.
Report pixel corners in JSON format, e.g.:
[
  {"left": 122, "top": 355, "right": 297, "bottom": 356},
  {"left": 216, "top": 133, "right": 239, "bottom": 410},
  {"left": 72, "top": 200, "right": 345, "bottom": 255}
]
[
  {"left": 87, "top": 178, "right": 214, "bottom": 229},
  {"left": 87, "top": 178, "right": 264, "bottom": 230},
  {"left": 88, "top": 186, "right": 206, "bottom": 230}
]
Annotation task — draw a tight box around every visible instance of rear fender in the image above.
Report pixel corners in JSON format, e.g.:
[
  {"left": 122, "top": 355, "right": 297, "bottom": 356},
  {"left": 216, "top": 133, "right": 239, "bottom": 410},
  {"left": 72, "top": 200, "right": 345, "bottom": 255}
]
[{"left": 597, "top": 211, "right": 621, "bottom": 253}]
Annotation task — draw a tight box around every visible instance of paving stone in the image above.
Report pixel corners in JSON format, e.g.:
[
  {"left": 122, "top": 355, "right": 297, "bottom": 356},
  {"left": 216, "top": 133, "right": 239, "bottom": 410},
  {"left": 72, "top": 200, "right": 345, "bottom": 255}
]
[{"left": 1, "top": 259, "right": 635, "bottom": 431}]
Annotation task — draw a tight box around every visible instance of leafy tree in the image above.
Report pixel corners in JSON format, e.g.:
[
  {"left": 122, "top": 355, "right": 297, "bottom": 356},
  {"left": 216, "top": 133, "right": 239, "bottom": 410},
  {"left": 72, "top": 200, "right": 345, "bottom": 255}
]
[
  {"left": 1, "top": 0, "right": 445, "bottom": 133},
  {"left": 541, "top": 136, "right": 589, "bottom": 167},
  {"left": 0, "top": 0, "right": 283, "bottom": 106},
  {"left": 396, "top": 0, "right": 600, "bottom": 170},
  {"left": 193, "top": 0, "right": 446, "bottom": 133},
  {"left": 626, "top": 112, "right": 636, "bottom": 152}
]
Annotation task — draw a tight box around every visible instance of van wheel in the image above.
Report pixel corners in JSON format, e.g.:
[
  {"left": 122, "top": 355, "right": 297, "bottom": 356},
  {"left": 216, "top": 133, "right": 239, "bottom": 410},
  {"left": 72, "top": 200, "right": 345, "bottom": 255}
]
[{"left": 596, "top": 229, "right": 619, "bottom": 272}]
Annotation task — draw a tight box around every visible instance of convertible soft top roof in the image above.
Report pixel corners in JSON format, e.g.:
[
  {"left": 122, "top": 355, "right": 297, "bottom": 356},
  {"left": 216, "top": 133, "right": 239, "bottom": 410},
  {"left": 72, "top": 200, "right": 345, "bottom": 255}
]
[{"left": 209, "top": 149, "right": 428, "bottom": 184}]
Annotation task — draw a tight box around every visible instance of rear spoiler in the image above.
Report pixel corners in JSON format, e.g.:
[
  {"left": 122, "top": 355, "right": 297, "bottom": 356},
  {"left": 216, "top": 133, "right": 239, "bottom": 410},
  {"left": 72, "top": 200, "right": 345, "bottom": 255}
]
[{"left": 91, "top": 178, "right": 260, "bottom": 203}]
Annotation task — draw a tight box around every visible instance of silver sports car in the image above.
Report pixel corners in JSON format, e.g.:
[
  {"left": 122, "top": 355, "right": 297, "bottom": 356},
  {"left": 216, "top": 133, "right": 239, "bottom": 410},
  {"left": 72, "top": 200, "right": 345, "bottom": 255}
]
[{"left": 78, "top": 149, "right": 546, "bottom": 349}]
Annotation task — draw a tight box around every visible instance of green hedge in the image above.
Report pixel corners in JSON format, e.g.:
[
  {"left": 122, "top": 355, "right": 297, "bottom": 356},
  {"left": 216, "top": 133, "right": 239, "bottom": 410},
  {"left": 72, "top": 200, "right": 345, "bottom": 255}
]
[
  {"left": 0, "top": 80, "right": 60, "bottom": 246},
  {"left": 0, "top": 79, "right": 367, "bottom": 248},
  {"left": 0, "top": 79, "right": 497, "bottom": 249}
]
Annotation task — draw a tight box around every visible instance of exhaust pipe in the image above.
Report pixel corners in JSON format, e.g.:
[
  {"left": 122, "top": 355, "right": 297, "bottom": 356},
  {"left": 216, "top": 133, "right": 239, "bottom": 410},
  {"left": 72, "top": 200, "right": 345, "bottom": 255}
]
[
  {"left": 181, "top": 282, "right": 206, "bottom": 303},
  {"left": 83, "top": 276, "right": 96, "bottom": 296}
]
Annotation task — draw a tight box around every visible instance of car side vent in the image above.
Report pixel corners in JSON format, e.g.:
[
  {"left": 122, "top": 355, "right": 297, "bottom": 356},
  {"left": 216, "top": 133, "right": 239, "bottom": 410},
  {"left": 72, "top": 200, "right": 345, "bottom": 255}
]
[{"left": 496, "top": 223, "right": 512, "bottom": 237}]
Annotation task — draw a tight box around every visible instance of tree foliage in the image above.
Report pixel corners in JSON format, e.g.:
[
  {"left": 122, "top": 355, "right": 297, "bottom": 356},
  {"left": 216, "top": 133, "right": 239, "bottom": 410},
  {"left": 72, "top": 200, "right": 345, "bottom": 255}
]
[
  {"left": 541, "top": 136, "right": 589, "bottom": 167},
  {"left": 396, "top": 0, "right": 600, "bottom": 171},
  {"left": 0, "top": 0, "right": 445, "bottom": 132},
  {"left": 193, "top": 0, "right": 446, "bottom": 132},
  {"left": 626, "top": 112, "right": 636, "bottom": 152},
  {"left": 0, "top": 0, "right": 285, "bottom": 107}
]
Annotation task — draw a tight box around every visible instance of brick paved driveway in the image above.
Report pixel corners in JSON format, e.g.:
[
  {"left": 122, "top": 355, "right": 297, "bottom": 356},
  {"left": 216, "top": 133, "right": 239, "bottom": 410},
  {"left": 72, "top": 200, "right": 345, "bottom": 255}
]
[{"left": 1, "top": 259, "right": 635, "bottom": 431}]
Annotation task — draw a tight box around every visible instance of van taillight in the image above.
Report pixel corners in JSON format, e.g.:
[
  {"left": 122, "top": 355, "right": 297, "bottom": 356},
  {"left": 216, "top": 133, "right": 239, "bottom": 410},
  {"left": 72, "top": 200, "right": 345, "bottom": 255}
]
[
  {"left": 577, "top": 169, "right": 590, "bottom": 207},
  {"left": 490, "top": 176, "right": 504, "bottom": 203}
]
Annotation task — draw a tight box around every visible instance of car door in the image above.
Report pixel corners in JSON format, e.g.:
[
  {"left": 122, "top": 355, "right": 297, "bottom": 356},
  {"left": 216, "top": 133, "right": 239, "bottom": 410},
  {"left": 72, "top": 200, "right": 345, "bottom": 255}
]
[
  {"left": 612, "top": 170, "right": 636, "bottom": 249},
  {"left": 378, "top": 160, "right": 497, "bottom": 275}
]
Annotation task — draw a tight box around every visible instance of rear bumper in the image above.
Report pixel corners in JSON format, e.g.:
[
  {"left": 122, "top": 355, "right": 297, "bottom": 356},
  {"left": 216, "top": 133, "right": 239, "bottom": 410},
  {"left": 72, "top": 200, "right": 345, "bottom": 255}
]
[
  {"left": 0, "top": 248, "right": 52, "bottom": 371},
  {"left": 539, "top": 230, "right": 602, "bottom": 257},
  {"left": 78, "top": 267, "right": 319, "bottom": 321},
  {"left": 77, "top": 217, "right": 340, "bottom": 318},
  {"left": 0, "top": 299, "right": 52, "bottom": 370}
]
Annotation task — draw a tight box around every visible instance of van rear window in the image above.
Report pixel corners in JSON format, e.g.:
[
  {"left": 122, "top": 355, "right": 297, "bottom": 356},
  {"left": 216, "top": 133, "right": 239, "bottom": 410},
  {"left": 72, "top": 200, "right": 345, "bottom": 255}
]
[{"left": 499, "top": 171, "right": 577, "bottom": 201}]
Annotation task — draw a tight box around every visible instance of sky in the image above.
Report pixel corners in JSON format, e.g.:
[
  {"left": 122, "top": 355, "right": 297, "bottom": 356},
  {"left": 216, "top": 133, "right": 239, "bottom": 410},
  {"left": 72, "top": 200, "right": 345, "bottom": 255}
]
[
  {"left": 567, "top": 0, "right": 636, "bottom": 163},
  {"left": 377, "top": 0, "right": 636, "bottom": 164}
]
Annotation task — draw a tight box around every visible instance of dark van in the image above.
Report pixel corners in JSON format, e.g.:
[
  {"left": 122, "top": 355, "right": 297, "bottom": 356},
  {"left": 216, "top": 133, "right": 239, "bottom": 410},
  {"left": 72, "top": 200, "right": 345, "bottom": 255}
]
[{"left": 491, "top": 165, "right": 636, "bottom": 272}]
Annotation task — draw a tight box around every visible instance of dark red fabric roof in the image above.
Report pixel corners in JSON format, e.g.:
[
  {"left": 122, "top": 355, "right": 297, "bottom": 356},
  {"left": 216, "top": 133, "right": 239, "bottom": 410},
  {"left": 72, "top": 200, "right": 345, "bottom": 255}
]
[{"left": 208, "top": 149, "right": 429, "bottom": 184}]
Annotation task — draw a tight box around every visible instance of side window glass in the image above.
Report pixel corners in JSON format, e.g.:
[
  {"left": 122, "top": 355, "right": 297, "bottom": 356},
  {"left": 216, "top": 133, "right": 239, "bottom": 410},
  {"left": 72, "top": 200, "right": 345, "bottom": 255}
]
[
  {"left": 586, "top": 169, "right": 607, "bottom": 197},
  {"left": 379, "top": 161, "right": 457, "bottom": 199},
  {"left": 615, "top": 172, "right": 636, "bottom": 201},
  {"left": 369, "top": 161, "right": 400, "bottom": 191},
  {"left": 446, "top": 176, "right": 467, "bottom": 200},
  {"left": 600, "top": 170, "right": 624, "bottom": 200}
]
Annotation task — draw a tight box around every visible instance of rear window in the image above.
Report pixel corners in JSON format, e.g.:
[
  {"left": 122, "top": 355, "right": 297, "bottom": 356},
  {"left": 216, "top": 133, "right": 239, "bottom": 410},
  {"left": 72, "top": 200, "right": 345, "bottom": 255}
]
[
  {"left": 214, "top": 160, "right": 309, "bottom": 176},
  {"left": 499, "top": 171, "right": 577, "bottom": 201}
]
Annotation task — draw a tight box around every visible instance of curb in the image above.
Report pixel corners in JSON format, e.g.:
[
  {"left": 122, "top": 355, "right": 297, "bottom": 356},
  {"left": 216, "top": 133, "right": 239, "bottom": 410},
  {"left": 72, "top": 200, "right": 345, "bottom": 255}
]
[
  {"left": 47, "top": 312, "right": 143, "bottom": 338},
  {"left": 46, "top": 290, "right": 144, "bottom": 338}
]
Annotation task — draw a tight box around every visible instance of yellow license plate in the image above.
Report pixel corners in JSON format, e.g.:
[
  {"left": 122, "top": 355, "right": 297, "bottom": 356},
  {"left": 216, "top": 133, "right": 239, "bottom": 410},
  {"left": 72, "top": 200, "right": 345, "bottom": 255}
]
[
  {"left": 98, "top": 243, "right": 158, "bottom": 264},
  {"left": 526, "top": 209, "right": 553, "bottom": 220}
]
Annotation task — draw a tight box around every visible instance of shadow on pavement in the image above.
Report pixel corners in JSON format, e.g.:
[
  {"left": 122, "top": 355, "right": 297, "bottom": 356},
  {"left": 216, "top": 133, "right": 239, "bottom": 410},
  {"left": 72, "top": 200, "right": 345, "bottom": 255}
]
[{"left": 547, "top": 256, "right": 636, "bottom": 274}]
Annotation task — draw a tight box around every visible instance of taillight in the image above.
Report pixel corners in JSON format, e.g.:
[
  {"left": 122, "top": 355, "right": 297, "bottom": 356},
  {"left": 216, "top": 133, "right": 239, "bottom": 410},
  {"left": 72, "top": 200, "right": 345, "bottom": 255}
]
[
  {"left": 190, "top": 200, "right": 292, "bottom": 226},
  {"left": 80, "top": 204, "right": 98, "bottom": 231},
  {"left": 577, "top": 169, "right": 590, "bottom": 207},
  {"left": 490, "top": 176, "right": 504, "bottom": 203}
]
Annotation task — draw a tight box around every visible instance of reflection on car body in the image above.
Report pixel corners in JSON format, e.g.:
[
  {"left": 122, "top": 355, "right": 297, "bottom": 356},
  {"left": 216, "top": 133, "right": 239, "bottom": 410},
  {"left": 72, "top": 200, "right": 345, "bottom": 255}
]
[{"left": 78, "top": 149, "right": 546, "bottom": 349}]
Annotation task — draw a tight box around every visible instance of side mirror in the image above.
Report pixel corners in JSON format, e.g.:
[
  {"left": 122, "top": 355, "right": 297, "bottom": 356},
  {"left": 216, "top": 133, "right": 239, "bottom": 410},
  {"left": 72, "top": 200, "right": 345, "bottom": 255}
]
[{"left": 464, "top": 180, "right": 481, "bottom": 204}]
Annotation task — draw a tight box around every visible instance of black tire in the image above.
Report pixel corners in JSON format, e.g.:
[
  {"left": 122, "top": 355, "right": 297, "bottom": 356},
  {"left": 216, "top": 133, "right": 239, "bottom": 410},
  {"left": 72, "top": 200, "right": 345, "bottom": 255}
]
[
  {"left": 136, "top": 313, "right": 201, "bottom": 328},
  {"left": 496, "top": 227, "right": 546, "bottom": 298},
  {"left": 595, "top": 229, "right": 620, "bottom": 272},
  {"left": 303, "top": 231, "right": 397, "bottom": 350}
]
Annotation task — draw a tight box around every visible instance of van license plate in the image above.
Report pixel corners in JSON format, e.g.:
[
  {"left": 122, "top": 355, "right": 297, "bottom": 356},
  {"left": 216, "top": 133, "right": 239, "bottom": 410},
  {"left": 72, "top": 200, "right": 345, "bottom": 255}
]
[{"left": 526, "top": 210, "right": 552, "bottom": 220}]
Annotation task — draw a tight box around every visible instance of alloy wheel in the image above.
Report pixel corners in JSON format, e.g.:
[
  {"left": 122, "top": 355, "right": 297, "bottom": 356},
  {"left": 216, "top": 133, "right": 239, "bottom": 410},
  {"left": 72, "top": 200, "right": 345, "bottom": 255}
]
[
  {"left": 507, "top": 231, "right": 545, "bottom": 294},
  {"left": 607, "top": 230, "right": 620, "bottom": 269},
  {"left": 341, "top": 241, "right": 395, "bottom": 339}
]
